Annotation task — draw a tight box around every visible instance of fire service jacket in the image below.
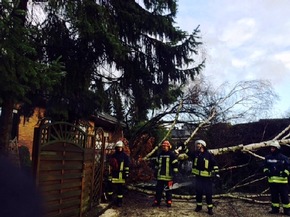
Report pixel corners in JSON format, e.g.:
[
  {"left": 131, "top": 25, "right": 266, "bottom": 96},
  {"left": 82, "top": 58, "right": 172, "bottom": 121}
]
[
  {"left": 263, "top": 152, "right": 290, "bottom": 184},
  {"left": 186, "top": 150, "right": 219, "bottom": 178},
  {"left": 109, "top": 151, "right": 130, "bottom": 184},
  {"left": 155, "top": 150, "right": 179, "bottom": 181}
]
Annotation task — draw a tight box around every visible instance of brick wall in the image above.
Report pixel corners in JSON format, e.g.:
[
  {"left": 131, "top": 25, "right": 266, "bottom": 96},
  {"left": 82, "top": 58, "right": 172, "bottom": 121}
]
[{"left": 18, "top": 108, "right": 45, "bottom": 158}]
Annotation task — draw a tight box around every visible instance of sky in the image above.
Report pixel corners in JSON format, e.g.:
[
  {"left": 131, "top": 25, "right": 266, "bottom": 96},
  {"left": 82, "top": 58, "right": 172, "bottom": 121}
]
[{"left": 175, "top": 0, "right": 290, "bottom": 118}]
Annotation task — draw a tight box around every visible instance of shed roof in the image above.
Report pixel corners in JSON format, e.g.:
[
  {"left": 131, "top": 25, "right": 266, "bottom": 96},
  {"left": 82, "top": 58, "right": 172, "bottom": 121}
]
[{"left": 91, "top": 113, "right": 125, "bottom": 130}]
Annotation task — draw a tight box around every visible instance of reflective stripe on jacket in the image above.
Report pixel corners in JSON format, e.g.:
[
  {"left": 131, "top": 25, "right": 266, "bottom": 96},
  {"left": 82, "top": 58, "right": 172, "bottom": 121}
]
[
  {"left": 189, "top": 150, "right": 219, "bottom": 178},
  {"left": 264, "top": 152, "right": 290, "bottom": 184},
  {"left": 267, "top": 175, "right": 288, "bottom": 184},
  {"left": 156, "top": 151, "right": 178, "bottom": 181},
  {"left": 109, "top": 151, "right": 130, "bottom": 184}
]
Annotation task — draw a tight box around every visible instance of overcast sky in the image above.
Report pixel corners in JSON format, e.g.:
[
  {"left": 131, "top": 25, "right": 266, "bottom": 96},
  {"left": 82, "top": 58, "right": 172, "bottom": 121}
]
[{"left": 175, "top": 0, "right": 290, "bottom": 118}]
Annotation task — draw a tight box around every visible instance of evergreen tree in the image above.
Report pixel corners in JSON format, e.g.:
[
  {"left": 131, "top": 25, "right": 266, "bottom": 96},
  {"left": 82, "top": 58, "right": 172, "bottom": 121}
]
[
  {"left": 0, "top": 0, "right": 63, "bottom": 155},
  {"left": 40, "top": 0, "right": 204, "bottom": 126}
]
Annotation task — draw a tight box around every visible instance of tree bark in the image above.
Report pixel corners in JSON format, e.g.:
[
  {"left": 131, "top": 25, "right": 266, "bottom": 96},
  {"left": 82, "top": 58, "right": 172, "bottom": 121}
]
[
  {"left": 0, "top": 98, "right": 15, "bottom": 156},
  {"left": 209, "top": 139, "right": 290, "bottom": 156}
]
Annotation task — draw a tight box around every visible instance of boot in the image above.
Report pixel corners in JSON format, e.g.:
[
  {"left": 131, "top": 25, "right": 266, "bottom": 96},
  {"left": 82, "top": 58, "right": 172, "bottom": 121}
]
[
  {"left": 268, "top": 206, "right": 279, "bottom": 214},
  {"left": 195, "top": 205, "right": 202, "bottom": 212},
  {"left": 166, "top": 200, "right": 172, "bottom": 207},
  {"left": 208, "top": 208, "right": 213, "bottom": 215},
  {"left": 152, "top": 200, "right": 160, "bottom": 207}
]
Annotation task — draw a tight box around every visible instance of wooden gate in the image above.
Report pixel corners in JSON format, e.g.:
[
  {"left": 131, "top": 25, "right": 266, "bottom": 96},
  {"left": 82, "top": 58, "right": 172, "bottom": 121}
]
[
  {"left": 32, "top": 122, "right": 105, "bottom": 217},
  {"left": 92, "top": 128, "right": 106, "bottom": 206}
]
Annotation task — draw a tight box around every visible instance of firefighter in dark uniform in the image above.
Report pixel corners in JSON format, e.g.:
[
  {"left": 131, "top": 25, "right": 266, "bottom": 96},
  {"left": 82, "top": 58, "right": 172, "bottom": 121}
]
[
  {"left": 178, "top": 139, "right": 219, "bottom": 215},
  {"left": 152, "top": 140, "right": 179, "bottom": 207},
  {"left": 263, "top": 141, "right": 290, "bottom": 215},
  {"left": 107, "top": 140, "right": 130, "bottom": 207}
]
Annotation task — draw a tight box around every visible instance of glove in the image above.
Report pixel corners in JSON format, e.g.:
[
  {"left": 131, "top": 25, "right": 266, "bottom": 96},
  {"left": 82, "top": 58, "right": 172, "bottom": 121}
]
[{"left": 178, "top": 153, "right": 188, "bottom": 160}]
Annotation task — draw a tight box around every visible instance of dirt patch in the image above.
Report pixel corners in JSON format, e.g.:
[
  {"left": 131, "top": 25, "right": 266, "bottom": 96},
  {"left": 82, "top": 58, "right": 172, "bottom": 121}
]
[{"left": 97, "top": 190, "right": 282, "bottom": 217}]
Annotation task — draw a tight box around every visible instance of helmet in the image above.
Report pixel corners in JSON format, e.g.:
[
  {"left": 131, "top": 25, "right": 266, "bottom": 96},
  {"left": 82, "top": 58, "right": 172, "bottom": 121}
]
[
  {"left": 269, "top": 141, "right": 280, "bottom": 149},
  {"left": 162, "top": 140, "right": 172, "bottom": 149},
  {"left": 115, "top": 141, "right": 124, "bottom": 148},
  {"left": 195, "top": 140, "right": 206, "bottom": 147}
]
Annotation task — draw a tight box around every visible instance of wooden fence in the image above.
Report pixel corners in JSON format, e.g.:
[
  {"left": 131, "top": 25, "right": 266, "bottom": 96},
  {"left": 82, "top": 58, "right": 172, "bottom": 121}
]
[{"left": 32, "top": 122, "right": 106, "bottom": 217}]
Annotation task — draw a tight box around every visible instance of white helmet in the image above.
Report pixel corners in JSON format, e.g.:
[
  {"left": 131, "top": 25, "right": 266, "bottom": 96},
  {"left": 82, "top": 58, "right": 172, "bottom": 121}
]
[
  {"left": 195, "top": 140, "right": 207, "bottom": 147},
  {"left": 115, "top": 141, "right": 124, "bottom": 148},
  {"left": 269, "top": 141, "right": 280, "bottom": 149}
]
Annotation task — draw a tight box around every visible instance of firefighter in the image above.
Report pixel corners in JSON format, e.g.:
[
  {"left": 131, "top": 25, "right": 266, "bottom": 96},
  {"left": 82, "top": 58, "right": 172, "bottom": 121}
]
[
  {"left": 152, "top": 140, "right": 179, "bottom": 207},
  {"left": 107, "top": 140, "right": 130, "bottom": 207},
  {"left": 263, "top": 141, "right": 290, "bottom": 215},
  {"left": 178, "top": 139, "right": 219, "bottom": 215}
]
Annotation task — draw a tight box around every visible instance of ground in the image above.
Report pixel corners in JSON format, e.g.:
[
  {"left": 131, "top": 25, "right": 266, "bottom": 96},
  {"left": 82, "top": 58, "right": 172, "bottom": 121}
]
[{"left": 95, "top": 190, "right": 283, "bottom": 217}]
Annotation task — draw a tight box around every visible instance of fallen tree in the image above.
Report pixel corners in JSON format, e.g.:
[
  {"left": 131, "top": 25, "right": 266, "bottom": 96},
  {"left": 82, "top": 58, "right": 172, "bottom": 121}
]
[
  {"left": 128, "top": 80, "right": 289, "bottom": 203},
  {"left": 128, "top": 123, "right": 290, "bottom": 203}
]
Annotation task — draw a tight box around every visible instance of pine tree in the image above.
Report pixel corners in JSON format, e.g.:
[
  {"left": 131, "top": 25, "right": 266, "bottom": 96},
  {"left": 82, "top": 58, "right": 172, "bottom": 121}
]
[
  {"left": 40, "top": 0, "right": 204, "bottom": 125},
  {"left": 0, "top": 0, "right": 63, "bottom": 155}
]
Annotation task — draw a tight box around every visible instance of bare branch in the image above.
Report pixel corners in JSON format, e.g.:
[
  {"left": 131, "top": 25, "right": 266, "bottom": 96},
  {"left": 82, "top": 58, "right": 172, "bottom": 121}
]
[
  {"left": 184, "top": 108, "right": 216, "bottom": 145},
  {"left": 182, "top": 79, "right": 279, "bottom": 125},
  {"left": 143, "top": 100, "right": 183, "bottom": 160},
  {"left": 229, "top": 176, "right": 266, "bottom": 192},
  {"left": 243, "top": 150, "right": 264, "bottom": 160},
  {"left": 273, "top": 124, "right": 290, "bottom": 140}
]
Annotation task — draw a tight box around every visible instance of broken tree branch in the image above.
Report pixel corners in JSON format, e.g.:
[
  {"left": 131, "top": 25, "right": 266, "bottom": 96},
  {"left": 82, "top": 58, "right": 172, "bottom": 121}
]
[
  {"left": 184, "top": 108, "right": 217, "bottom": 145},
  {"left": 209, "top": 139, "right": 290, "bottom": 156},
  {"left": 273, "top": 124, "right": 290, "bottom": 140},
  {"left": 143, "top": 100, "right": 183, "bottom": 160}
]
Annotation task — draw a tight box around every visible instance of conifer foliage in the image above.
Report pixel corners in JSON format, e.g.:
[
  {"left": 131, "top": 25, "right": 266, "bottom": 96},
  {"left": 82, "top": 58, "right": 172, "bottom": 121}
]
[
  {"left": 0, "top": 0, "right": 63, "bottom": 155},
  {"left": 40, "top": 0, "right": 204, "bottom": 124},
  {"left": 0, "top": 0, "right": 204, "bottom": 154}
]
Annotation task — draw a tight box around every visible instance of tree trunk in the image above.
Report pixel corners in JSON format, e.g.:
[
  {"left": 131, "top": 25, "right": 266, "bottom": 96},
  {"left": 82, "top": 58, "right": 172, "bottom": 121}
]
[
  {"left": 209, "top": 139, "right": 290, "bottom": 156},
  {"left": 0, "top": 0, "right": 29, "bottom": 156},
  {"left": 0, "top": 98, "right": 15, "bottom": 156}
]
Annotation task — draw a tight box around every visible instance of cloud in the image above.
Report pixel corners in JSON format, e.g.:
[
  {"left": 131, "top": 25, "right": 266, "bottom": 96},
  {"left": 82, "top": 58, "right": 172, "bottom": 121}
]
[
  {"left": 231, "top": 58, "right": 247, "bottom": 68},
  {"left": 176, "top": 0, "right": 290, "bottom": 117},
  {"left": 274, "top": 51, "right": 290, "bottom": 69},
  {"left": 220, "top": 18, "right": 257, "bottom": 48}
]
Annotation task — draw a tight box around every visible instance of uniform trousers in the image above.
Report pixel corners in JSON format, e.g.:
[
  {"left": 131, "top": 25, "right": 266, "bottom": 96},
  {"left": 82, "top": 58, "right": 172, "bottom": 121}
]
[
  {"left": 155, "top": 180, "right": 172, "bottom": 203},
  {"left": 195, "top": 176, "right": 213, "bottom": 208},
  {"left": 269, "top": 183, "right": 289, "bottom": 208},
  {"left": 107, "top": 181, "right": 124, "bottom": 203}
]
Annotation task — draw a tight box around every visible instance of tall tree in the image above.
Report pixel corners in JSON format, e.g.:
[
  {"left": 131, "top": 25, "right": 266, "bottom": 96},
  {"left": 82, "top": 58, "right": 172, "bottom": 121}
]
[
  {"left": 181, "top": 79, "right": 279, "bottom": 125},
  {"left": 0, "top": 0, "right": 63, "bottom": 155},
  {"left": 38, "top": 0, "right": 204, "bottom": 125}
]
